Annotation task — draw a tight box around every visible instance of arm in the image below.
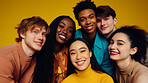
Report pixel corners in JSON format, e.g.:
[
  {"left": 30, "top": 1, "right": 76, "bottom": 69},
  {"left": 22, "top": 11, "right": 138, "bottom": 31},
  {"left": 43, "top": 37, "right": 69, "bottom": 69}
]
[{"left": 0, "top": 57, "right": 15, "bottom": 83}]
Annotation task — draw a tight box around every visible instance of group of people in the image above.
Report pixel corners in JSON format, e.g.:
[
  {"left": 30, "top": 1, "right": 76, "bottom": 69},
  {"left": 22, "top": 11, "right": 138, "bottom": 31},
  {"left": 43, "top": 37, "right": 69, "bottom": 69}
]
[{"left": 0, "top": 0, "right": 148, "bottom": 83}]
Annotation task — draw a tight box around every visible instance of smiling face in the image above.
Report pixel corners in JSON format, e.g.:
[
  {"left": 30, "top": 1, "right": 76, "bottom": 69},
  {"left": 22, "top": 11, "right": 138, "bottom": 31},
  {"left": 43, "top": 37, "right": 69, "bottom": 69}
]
[
  {"left": 69, "top": 40, "right": 92, "bottom": 71},
  {"left": 56, "top": 18, "right": 74, "bottom": 44},
  {"left": 97, "top": 15, "right": 117, "bottom": 38},
  {"left": 21, "top": 26, "right": 47, "bottom": 52},
  {"left": 78, "top": 9, "right": 97, "bottom": 34},
  {"left": 108, "top": 32, "right": 137, "bottom": 62}
]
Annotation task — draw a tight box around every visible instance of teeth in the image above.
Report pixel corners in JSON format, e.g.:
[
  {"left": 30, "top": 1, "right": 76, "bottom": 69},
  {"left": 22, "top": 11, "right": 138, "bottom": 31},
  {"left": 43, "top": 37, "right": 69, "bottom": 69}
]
[
  {"left": 87, "top": 26, "right": 92, "bottom": 29},
  {"left": 59, "top": 35, "right": 66, "bottom": 39},
  {"left": 76, "top": 61, "right": 84, "bottom": 65}
]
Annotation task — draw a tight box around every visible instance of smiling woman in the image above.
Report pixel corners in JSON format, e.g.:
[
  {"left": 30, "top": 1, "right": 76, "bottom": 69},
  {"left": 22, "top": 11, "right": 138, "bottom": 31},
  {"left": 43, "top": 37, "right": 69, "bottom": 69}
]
[
  {"left": 108, "top": 26, "right": 148, "bottom": 83},
  {"left": 62, "top": 38, "right": 114, "bottom": 83},
  {"left": 32, "top": 15, "right": 76, "bottom": 83}
]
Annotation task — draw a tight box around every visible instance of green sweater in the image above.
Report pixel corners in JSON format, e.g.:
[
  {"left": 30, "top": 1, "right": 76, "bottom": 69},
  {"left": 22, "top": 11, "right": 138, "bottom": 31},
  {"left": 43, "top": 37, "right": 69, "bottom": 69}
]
[{"left": 62, "top": 65, "right": 114, "bottom": 83}]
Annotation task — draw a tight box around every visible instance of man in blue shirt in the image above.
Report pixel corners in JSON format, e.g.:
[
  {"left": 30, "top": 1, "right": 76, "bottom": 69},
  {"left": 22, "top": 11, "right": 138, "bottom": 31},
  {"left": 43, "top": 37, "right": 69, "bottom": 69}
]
[{"left": 73, "top": 0, "right": 115, "bottom": 79}]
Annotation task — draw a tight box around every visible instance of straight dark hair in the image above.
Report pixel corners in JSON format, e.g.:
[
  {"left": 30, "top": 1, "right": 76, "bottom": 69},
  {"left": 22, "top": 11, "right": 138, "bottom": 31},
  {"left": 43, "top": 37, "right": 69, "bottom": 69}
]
[{"left": 66, "top": 38, "right": 105, "bottom": 77}]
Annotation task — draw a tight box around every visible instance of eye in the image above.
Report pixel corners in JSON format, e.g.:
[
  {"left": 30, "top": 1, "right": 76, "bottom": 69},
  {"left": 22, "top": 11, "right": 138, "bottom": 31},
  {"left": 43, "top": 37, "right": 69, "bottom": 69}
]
[
  {"left": 67, "top": 28, "right": 73, "bottom": 33},
  {"left": 80, "top": 50, "right": 86, "bottom": 53},
  {"left": 42, "top": 32, "right": 47, "bottom": 36},
  {"left": 80, "top": 18, "right": 85, "bottom": 22},
  {"left": 104, "top": 18, "right": 109, "bottom": 20},
  {"left": 70, "top": 52, "right": 76, "bottom": 55},
  {"left": 89, "top": 16, "right": 94, "bottom": 19},
  {"left": 59, "top": 25, "right": 64, "bottom": 28},
  {"left": 117, "top": 43, "right": 123, "bottom": 45},
  {"left": 33, "top": 30, "right": 38, "bottom": 34}
]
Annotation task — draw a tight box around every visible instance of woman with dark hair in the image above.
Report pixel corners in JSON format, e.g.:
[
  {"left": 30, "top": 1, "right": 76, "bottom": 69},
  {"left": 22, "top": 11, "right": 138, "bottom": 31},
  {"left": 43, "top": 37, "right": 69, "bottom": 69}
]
[
  {"left": 62, "top": 38, "right": 113, "bottom": 83},
  {"left": 33, "top": 15, "right": 76, "bottom": 83},
  {"left": 108, "top": 26, "right": 148, "bottom": 83}
]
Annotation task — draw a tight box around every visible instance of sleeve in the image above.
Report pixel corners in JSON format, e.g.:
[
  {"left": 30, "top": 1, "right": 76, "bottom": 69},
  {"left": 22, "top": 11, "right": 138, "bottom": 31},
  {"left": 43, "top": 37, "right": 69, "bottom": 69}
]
[
  {"left": 101, "top": 47, "right": 116, "bottom": 80},
  {"left": 0, "top": 57, "right": 15, "bottom": 83}
]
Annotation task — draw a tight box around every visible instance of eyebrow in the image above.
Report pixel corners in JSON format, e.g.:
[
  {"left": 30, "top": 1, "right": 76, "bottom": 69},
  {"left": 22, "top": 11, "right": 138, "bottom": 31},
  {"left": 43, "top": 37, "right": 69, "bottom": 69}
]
[
  {"left": 80, "top": 13, "right": 95, "bottom": 19},
  {"left": 60, "top": 22, "right": 74, "bottom": 29},
  {"left": 117, "top": 40, "right": 126, "bottom": 44},
  {"left": 69, "top": 47, "right": 87, "bottom": 53},
  {"left": 60, "top": 22, "right": 66, "bottom": 25}
]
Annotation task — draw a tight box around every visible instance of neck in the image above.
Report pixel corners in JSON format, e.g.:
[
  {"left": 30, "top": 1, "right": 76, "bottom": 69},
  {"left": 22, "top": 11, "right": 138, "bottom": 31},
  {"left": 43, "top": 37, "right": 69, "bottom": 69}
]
[
  {"left": 76, "top": 64, "right": 92, "bottom": 79},
  {"left": 116, "top": 57, "right": 132, "bottom": 70},
  {"left": 21, "top": 40, "right": 35, "bottom": 57},
  {"left": 82, "top": 30, "right": 96, "bottom": 40},
  {"left": 55, "top": 43, "right": 64, "bottom": 54},
  {"left": 105, "top": 27, "right": 117, "bottom": 39}
]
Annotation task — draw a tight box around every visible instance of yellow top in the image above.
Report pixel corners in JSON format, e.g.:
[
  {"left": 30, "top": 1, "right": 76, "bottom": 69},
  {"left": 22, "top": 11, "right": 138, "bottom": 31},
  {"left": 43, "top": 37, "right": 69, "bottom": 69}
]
[{"left": 62, "top": 64, "right": 114, "bottom": 83}]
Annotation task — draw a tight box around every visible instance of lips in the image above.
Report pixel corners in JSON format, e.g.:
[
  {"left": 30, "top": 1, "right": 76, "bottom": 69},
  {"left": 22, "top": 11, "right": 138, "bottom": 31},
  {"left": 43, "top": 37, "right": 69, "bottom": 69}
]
[
  {"left": 110, "top": 51, "right": 119, "bottom": 55},
  {"left": 35, "top": 41, "right": 43, "bottom": 46},
  {"left": 58, "top": 34, "right": 67, "bottom": 41},
  {"left": 86, "top": 25, "right": 93, "bottom": 31},
  {"left": 101, "top": 27, "right": 108, "bottom": 30},
  {"left": 76, "top": 60, "right": 85, "bottom": 66}
]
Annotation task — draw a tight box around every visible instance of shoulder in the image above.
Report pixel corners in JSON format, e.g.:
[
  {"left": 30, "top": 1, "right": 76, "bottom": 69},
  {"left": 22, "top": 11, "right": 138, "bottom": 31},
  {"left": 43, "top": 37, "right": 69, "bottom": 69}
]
[
  {"left": 75, "top": 29, "right": 82, "bottom": 38},
  {"left": 62, "top": 74, "right": 76, "bottom": 83},
  {"left": 0, "top": 43, "right": 19, "bottom": 56},
  {"left": 93, "top": 71, "right": 114, "bottom": 82},
  {"left": 134, "top": 71, "right": 148, "bottom": 83},
  {"left": 133, "top": 63, "right": 148, "bottom": 83}
]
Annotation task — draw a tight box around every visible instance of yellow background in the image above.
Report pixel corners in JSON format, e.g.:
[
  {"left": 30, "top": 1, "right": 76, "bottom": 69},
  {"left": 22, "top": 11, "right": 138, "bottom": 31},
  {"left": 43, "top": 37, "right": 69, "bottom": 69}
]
[{"left": 0, "top": 0, "right": 148, "bottom": 47}]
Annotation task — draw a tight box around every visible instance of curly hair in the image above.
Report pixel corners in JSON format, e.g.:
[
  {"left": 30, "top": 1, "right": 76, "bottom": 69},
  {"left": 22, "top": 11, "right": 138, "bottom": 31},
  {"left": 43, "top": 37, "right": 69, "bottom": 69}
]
[
  {"left": 73, "top": 0, "right": 97, "bottom": 20},
  {"left": 109, "top": 25, "right": 148, "bottom": 64}
]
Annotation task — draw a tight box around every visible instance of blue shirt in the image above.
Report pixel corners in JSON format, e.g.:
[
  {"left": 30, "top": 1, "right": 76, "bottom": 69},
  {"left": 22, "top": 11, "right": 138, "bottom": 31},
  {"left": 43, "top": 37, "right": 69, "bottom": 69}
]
[{"left": 75, "top": 29, "right": 115, "bottom": 79}]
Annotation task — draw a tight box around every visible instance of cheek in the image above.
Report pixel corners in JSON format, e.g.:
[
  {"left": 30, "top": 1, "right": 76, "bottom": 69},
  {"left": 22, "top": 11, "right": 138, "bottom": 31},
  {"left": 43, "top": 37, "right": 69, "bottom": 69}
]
[
  {"left": 70, "top": 56, "right": 75, "bottom": 63},
  {"left": 57, "top": 28, "right": 61, "bottom": 32},
  {"left": 67, "top": 33, "right": 73, "bottom": 39}
]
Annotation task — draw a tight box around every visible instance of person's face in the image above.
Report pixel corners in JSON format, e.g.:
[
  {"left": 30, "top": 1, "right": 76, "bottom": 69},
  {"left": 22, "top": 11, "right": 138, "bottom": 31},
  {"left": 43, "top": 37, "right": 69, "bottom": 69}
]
[
  {"left": 97, "top": 15, "right": 117, "bottom": 35},
  {"left": 108, "top": 32, "right": 137, "bottom": 61},
  {"left": 21, "top": 26, "right": 47, "bottom": 52},
  {"left": 69, "top": 40, "right": 92, "bottom": 71},
  {"left": 78, "top": 9, "right": 97, "bottom": 34},
  {"left": 56, "top": 18, "right": 74, "bottom": 44}
]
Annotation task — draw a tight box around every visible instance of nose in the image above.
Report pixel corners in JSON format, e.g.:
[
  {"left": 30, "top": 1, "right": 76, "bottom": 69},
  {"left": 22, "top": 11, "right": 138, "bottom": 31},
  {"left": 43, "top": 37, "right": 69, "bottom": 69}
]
[
  {"left": 37, "top": 33, "right": 43, "bottom": 41},
  {"left": 109, "top": 43, "right": 116, "bottom": 50},
  {"left": 62, "top": 28, "right": 67, "bottom": 34},
  {"left": 101, "top": 20, "right": 105, "bottom": 26},
  {"left": 76, "top": 52, "right": 82, "bottom": 60},
  {"left": 86, "top": 18, "right": 91, "bottom": 25}
]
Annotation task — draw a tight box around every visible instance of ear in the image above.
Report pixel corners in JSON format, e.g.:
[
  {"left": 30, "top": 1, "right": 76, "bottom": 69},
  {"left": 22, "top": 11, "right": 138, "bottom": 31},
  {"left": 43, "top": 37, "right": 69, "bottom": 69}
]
[
  {"left": 113, "top": 17, "right": 117, "bottom": 25},
  {"left": 130, "top": 47, "right": 138, "bottom": 55},
  {"left": 89, "top": 50, "right": 92, "bottom": 57},
  {"left": 20, "top": 32, "right": 25, "bottom": 39}
]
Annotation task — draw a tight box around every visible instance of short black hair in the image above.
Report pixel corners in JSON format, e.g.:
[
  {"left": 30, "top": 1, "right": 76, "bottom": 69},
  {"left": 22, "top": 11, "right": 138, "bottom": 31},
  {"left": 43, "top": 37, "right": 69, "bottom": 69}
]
[{"left": 73, "top": 0, "right": 97, "bottom": 20}]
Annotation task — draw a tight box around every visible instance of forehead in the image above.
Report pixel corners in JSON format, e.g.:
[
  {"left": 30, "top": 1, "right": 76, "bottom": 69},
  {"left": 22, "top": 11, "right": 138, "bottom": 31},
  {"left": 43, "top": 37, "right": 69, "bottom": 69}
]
[
  {"left": 113, "top": 33, "right": 130, "bottom": 42},
  {"left": 97, "top": 15, "right": 112, "bottom": 19},
  {"left": 60, "top": 18, "right": 74, "bottom": 26},
  {"left": 29, "top": 25, "right": 46, "bottom": 31},
  {"left": 70, "top": 40, "right": 87, "bottom": 49},
  {"left": 78, "top": 9, "right": 95, "bottom": 17}
]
